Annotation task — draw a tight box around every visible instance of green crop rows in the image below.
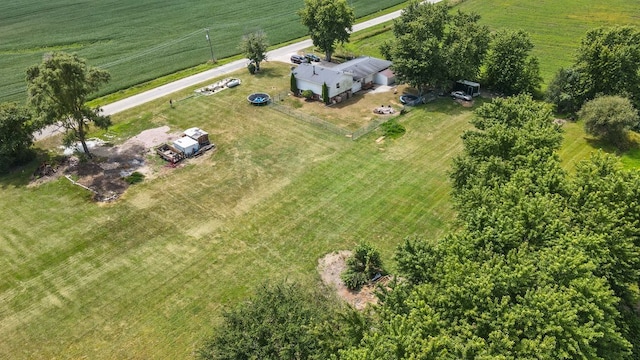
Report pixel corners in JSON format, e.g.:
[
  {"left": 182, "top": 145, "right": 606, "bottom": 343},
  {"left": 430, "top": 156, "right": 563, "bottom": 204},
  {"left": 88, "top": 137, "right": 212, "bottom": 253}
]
[{"left": 0, "top": 0, "right": 405, "bottom": 102}]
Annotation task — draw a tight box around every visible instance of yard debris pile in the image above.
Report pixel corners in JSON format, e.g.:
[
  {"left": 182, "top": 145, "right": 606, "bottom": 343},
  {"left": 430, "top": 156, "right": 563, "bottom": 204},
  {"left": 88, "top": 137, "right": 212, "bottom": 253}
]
[
  {"left": 30, "top": 126, "right": 187, "bottom": 202},
  {"left": 195, "top": 78, "right": 241, "bottom": 96},
  {"left": 155, "top": 127, "right": 215, "bottom": 164},
  {"left": 63, "top": 142, "right": 147, "bottom": 202},
  {"left": 318, "top": 251, "right": 388, "bottom": 310},
  {"left": 33, "top": 162, "right": 58, "bottom": 178}
]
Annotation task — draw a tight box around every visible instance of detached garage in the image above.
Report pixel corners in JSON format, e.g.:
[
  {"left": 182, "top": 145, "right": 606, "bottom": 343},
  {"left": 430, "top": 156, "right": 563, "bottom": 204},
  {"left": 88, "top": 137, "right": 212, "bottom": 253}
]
[
  {"left": 376, "top": 69, "right": 396, "bottom": 86},
  {"left": 333, "top": 56, "right": 394, "bottom": 92}
]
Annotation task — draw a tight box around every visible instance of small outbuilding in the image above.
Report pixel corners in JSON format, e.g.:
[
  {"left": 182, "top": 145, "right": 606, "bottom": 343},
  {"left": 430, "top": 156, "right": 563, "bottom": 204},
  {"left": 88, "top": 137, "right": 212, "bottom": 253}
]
[
  {"left": 455, "top": 80, "right": 481, "bottom": 97},
  {"left": 173, "top": 136, "right": 199, "bottom": 157},
  {"left": 184, "top": 127, "right": 210, "bottom": 146},
  {"left": 333, "top": 56, "right": 394, "bottom": 92}
]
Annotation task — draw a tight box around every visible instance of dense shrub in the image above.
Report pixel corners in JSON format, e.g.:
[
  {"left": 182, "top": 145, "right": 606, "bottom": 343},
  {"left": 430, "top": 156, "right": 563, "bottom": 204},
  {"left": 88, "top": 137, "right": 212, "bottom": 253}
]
[
  {"left": 302, "top": 89, "right": 314, "bottom": 100},
  {"left": 124, "top": 171, "right": 145, "bottom": 184},
  {"left": 380, "top": 119, "right": 406, "bottom": 138},
  {"left": 247, "top": 62, "right": 256, "bottom": 74},
  {"left": 341, "top": 242, "right": 385, "bottom": 290}
]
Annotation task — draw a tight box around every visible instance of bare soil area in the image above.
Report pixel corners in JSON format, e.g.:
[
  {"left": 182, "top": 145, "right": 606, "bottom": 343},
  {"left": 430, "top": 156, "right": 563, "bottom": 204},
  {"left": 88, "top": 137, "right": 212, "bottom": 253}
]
[
  {"left": 30, "top": 126, "right": 182, "bottom": 202},
  {"left": 286, "top": 84, "right": 406, "bottom": 131},
  {"left": 317, "top": 251, "right": 381, "bottom": 310}
]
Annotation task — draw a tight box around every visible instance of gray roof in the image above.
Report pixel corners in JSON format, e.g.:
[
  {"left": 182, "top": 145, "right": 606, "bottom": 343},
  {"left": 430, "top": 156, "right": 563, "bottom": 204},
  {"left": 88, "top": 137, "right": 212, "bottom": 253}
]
[
  {"left": 292, "top": 63, "right": 347, "bottom": 86},
  {"left": 333, "top": 57, "right": 392, "bottom": 80}
]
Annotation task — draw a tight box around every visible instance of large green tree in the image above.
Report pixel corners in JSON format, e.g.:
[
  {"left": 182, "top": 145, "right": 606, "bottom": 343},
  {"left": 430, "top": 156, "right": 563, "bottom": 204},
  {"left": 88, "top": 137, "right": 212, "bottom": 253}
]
[
  {"left": 342, "top": 96, "right": 638, "bottom": 359},
  {"left": 579, "top": 95, "right": 640, "bottom": 148},
  {"left": 575, "top": 26, "right": 640, "bottom": 106},
  {"left": 198, "top": 282, "right": 365, "bottom": 360},
  {"left": 450, "top": 94, "right": 564, "bottom": 208},
  {"left": 26, "top": 52, "right": 111, "bottom": 158},
  {"left": 546, "top": 67, "right": 583, "bottom": 115},
  {"left": 239, "top": 30, "right": 269, "bottom": 72},
  {"left": 298, "top": 0, "right": 355, "bottom": 62},
  {"left": 0, "top": 102, "right": 34, "bottom": 173},
  {"left": 483, "top": 29, "right": 541, "bottom": 95},
  {"left": 380, "top": 1, "right": 490, "bottom": 95}
]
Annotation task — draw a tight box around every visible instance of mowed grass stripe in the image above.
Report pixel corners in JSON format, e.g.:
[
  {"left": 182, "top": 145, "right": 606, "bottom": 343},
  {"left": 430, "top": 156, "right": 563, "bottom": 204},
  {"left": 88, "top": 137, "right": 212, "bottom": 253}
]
[
  {"left": 1, "top": 68, "right": 354, "bottom": 357},
  {"left": 1, "top": 100, "right": 473, "bottom": 358},
  {"left": 1, "top": 57, "right": 604, "bottom": 358}
]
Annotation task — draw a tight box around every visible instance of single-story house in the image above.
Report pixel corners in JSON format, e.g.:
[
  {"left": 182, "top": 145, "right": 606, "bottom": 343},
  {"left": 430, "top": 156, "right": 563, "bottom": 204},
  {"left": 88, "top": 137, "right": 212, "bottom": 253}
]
[
  {"left": 333, "top": 56, "right": 394, "bottom": 93},
  {"left": 292, "top": 63, "right": 354, "bottom": 102},
  {"left": 291, "top": 56, "right": 395, "bottom": 103}
]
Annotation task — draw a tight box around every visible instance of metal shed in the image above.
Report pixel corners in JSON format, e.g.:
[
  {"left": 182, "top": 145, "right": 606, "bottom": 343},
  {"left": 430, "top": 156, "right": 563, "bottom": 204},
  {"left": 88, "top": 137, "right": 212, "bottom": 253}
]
[
  {"left": 173, "top": 136, "right": 199, "bottom": 157},
  {"left": 184, "top": 127, "right": 210, "bottom": 146},
  {"left": 455, "top": 80, "right": 481, "bottom": 97}
]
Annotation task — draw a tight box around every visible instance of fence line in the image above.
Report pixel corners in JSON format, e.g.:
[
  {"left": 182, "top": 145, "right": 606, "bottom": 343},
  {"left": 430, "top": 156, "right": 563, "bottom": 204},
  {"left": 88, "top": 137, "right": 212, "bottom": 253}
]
[
  {"left": 269, "top": 92, "right": 351, "bottom": 137},
  {"left": 269, "top": 91, "right": 413, "bottom": 141}
]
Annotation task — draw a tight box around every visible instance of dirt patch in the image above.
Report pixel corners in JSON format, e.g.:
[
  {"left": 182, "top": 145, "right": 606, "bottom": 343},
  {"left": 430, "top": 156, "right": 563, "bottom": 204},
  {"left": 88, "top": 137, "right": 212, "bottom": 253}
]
[
  {"left": 317, "top": 251, "right": 380, "bottom": 310},
  {"left": 553, "top": 118, "right": 567, "bottom": 126},
  {"left": 454, "top": 98, "right": 474, "bottom": 107},
  {"left": 30, "top": 126, "right": 182, "bottom": 202}
]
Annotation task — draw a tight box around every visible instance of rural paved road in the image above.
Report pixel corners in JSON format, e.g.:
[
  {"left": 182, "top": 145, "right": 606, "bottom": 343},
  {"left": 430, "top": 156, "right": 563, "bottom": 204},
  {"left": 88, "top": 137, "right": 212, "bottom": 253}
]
[{"left": 35, "top": 0, "right": 441, "bottom": 140}]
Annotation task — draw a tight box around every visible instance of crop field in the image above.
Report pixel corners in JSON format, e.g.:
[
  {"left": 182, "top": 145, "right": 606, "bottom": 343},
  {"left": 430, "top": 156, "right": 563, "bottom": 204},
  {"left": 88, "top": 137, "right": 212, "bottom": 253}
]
[{"left": 0, "top": 0, "right": 406, "bottom": 103}]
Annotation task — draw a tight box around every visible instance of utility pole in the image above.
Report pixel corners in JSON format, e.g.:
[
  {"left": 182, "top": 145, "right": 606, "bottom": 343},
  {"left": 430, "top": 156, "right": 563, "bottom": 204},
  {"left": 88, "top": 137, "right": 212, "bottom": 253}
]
[{"left": 205, "top": 28, "right": 216, "bottom": 63}]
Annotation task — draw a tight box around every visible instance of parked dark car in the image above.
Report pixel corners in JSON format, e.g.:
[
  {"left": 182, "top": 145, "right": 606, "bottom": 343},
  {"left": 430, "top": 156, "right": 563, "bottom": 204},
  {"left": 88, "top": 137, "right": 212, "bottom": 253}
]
[
  {"left": 451, "top": 91, "right": 472, "bottom": 101},
  {"left": 304, "top": 54, "right": 321, "bottom": 62},
  {"left": 399, "top": 94, "right": 420, "bottom": 105},
  {"left": 290, "top": 55, "right": 306, "bottom": 64}
]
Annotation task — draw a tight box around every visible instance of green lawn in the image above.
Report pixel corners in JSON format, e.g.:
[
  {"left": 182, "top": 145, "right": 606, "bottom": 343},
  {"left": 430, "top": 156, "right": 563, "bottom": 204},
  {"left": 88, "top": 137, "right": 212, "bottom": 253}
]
[
  {"left": 0, "top": 63, "right": 473, "bottom": 358},
  {"left": 0, "top": 0, "right": 407, "bottom": 103},
  {"left": 3, "top": 1, "right": 640, "bottom": 358}
]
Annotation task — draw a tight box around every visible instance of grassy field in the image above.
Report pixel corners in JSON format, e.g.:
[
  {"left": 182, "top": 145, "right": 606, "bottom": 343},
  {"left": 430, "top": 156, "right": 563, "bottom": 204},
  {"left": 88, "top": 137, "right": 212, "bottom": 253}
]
[
  {"left": 341, "top": 0, "right": 640, "bottom": 88},
  {"left": 456, "top": 0, "right": 640, "bottom": 86},
  {"left": 2, "top": 1, "right": 640, "bottom": 358},
  {"left": 0, "top": 62, "right": 473, "bottom": 358},
  {"left": 0, "top": 0, "right": 406, "bottom": 103}
]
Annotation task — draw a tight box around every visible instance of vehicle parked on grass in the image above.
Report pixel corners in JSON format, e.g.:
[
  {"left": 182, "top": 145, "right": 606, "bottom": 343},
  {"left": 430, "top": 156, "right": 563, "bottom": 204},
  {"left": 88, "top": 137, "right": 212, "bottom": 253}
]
[
  {"left": 399, "top": 94, "right": 420, "bottom": 105},
  {"left": 290, "top": 55, "right": 306, "bottom": 64},
  {"left": 304, "top": 53, "right": 321, "bottom": 62},
  {"left": 451, "top": 90, "right": 472, "bottom": 101}
]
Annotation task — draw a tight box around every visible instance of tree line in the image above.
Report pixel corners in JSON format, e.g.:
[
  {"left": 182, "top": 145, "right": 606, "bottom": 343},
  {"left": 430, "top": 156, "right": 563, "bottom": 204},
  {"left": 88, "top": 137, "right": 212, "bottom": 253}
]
[
  {"left": 199, "top": 95, "right": 640, "bottom": 360},
  {"left": 198, "top": 1, "right": 640, "bottom": 359}
]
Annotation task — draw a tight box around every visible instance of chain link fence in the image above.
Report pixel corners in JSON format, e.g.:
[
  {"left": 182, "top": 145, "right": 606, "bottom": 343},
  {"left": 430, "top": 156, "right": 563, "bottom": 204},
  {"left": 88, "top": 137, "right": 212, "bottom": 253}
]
[{"left": 270, "top": 91, "right": 413, "bottom": 141}]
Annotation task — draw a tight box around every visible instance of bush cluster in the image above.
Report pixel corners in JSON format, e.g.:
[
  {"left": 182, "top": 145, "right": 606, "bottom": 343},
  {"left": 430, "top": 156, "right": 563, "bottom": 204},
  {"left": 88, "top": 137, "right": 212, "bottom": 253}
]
[
  {"left": 380, "top": 119, "right": 406, "bottom": 138},
  {"left": 341, "top": 242, "right": 384, "bottom": 290}
]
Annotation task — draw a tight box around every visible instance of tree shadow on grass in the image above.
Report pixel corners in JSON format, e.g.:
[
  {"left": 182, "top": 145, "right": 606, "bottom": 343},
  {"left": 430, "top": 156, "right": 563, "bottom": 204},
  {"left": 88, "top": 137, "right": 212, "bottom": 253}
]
[
  {"left": 252, "top": 67, "right": 283, "bottom": 79},
  {"left": 0, "top": 149, "right": 63, "bottom": 189},
  {"left": 585, "top": 132, "right": 640, "bottom": 160}
]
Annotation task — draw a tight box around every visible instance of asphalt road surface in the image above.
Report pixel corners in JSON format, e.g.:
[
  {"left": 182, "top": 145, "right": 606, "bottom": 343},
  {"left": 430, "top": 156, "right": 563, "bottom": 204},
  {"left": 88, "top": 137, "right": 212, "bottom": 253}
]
[{"left": 35, "top": 0, "right": 441, "bottom": 140}]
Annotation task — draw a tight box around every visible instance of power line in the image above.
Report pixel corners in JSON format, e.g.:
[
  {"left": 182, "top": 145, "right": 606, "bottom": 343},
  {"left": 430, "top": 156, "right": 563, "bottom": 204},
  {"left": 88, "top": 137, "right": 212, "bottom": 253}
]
[{"left": 98, "top": 29, "right": 205, "bottom": 69}]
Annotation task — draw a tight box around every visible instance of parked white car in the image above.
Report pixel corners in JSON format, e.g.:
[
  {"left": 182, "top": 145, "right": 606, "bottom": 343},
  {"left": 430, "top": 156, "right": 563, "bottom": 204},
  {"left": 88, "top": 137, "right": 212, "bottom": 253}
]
[{"left": 451, "top": 91, "right": 472, "bottom": 101}]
